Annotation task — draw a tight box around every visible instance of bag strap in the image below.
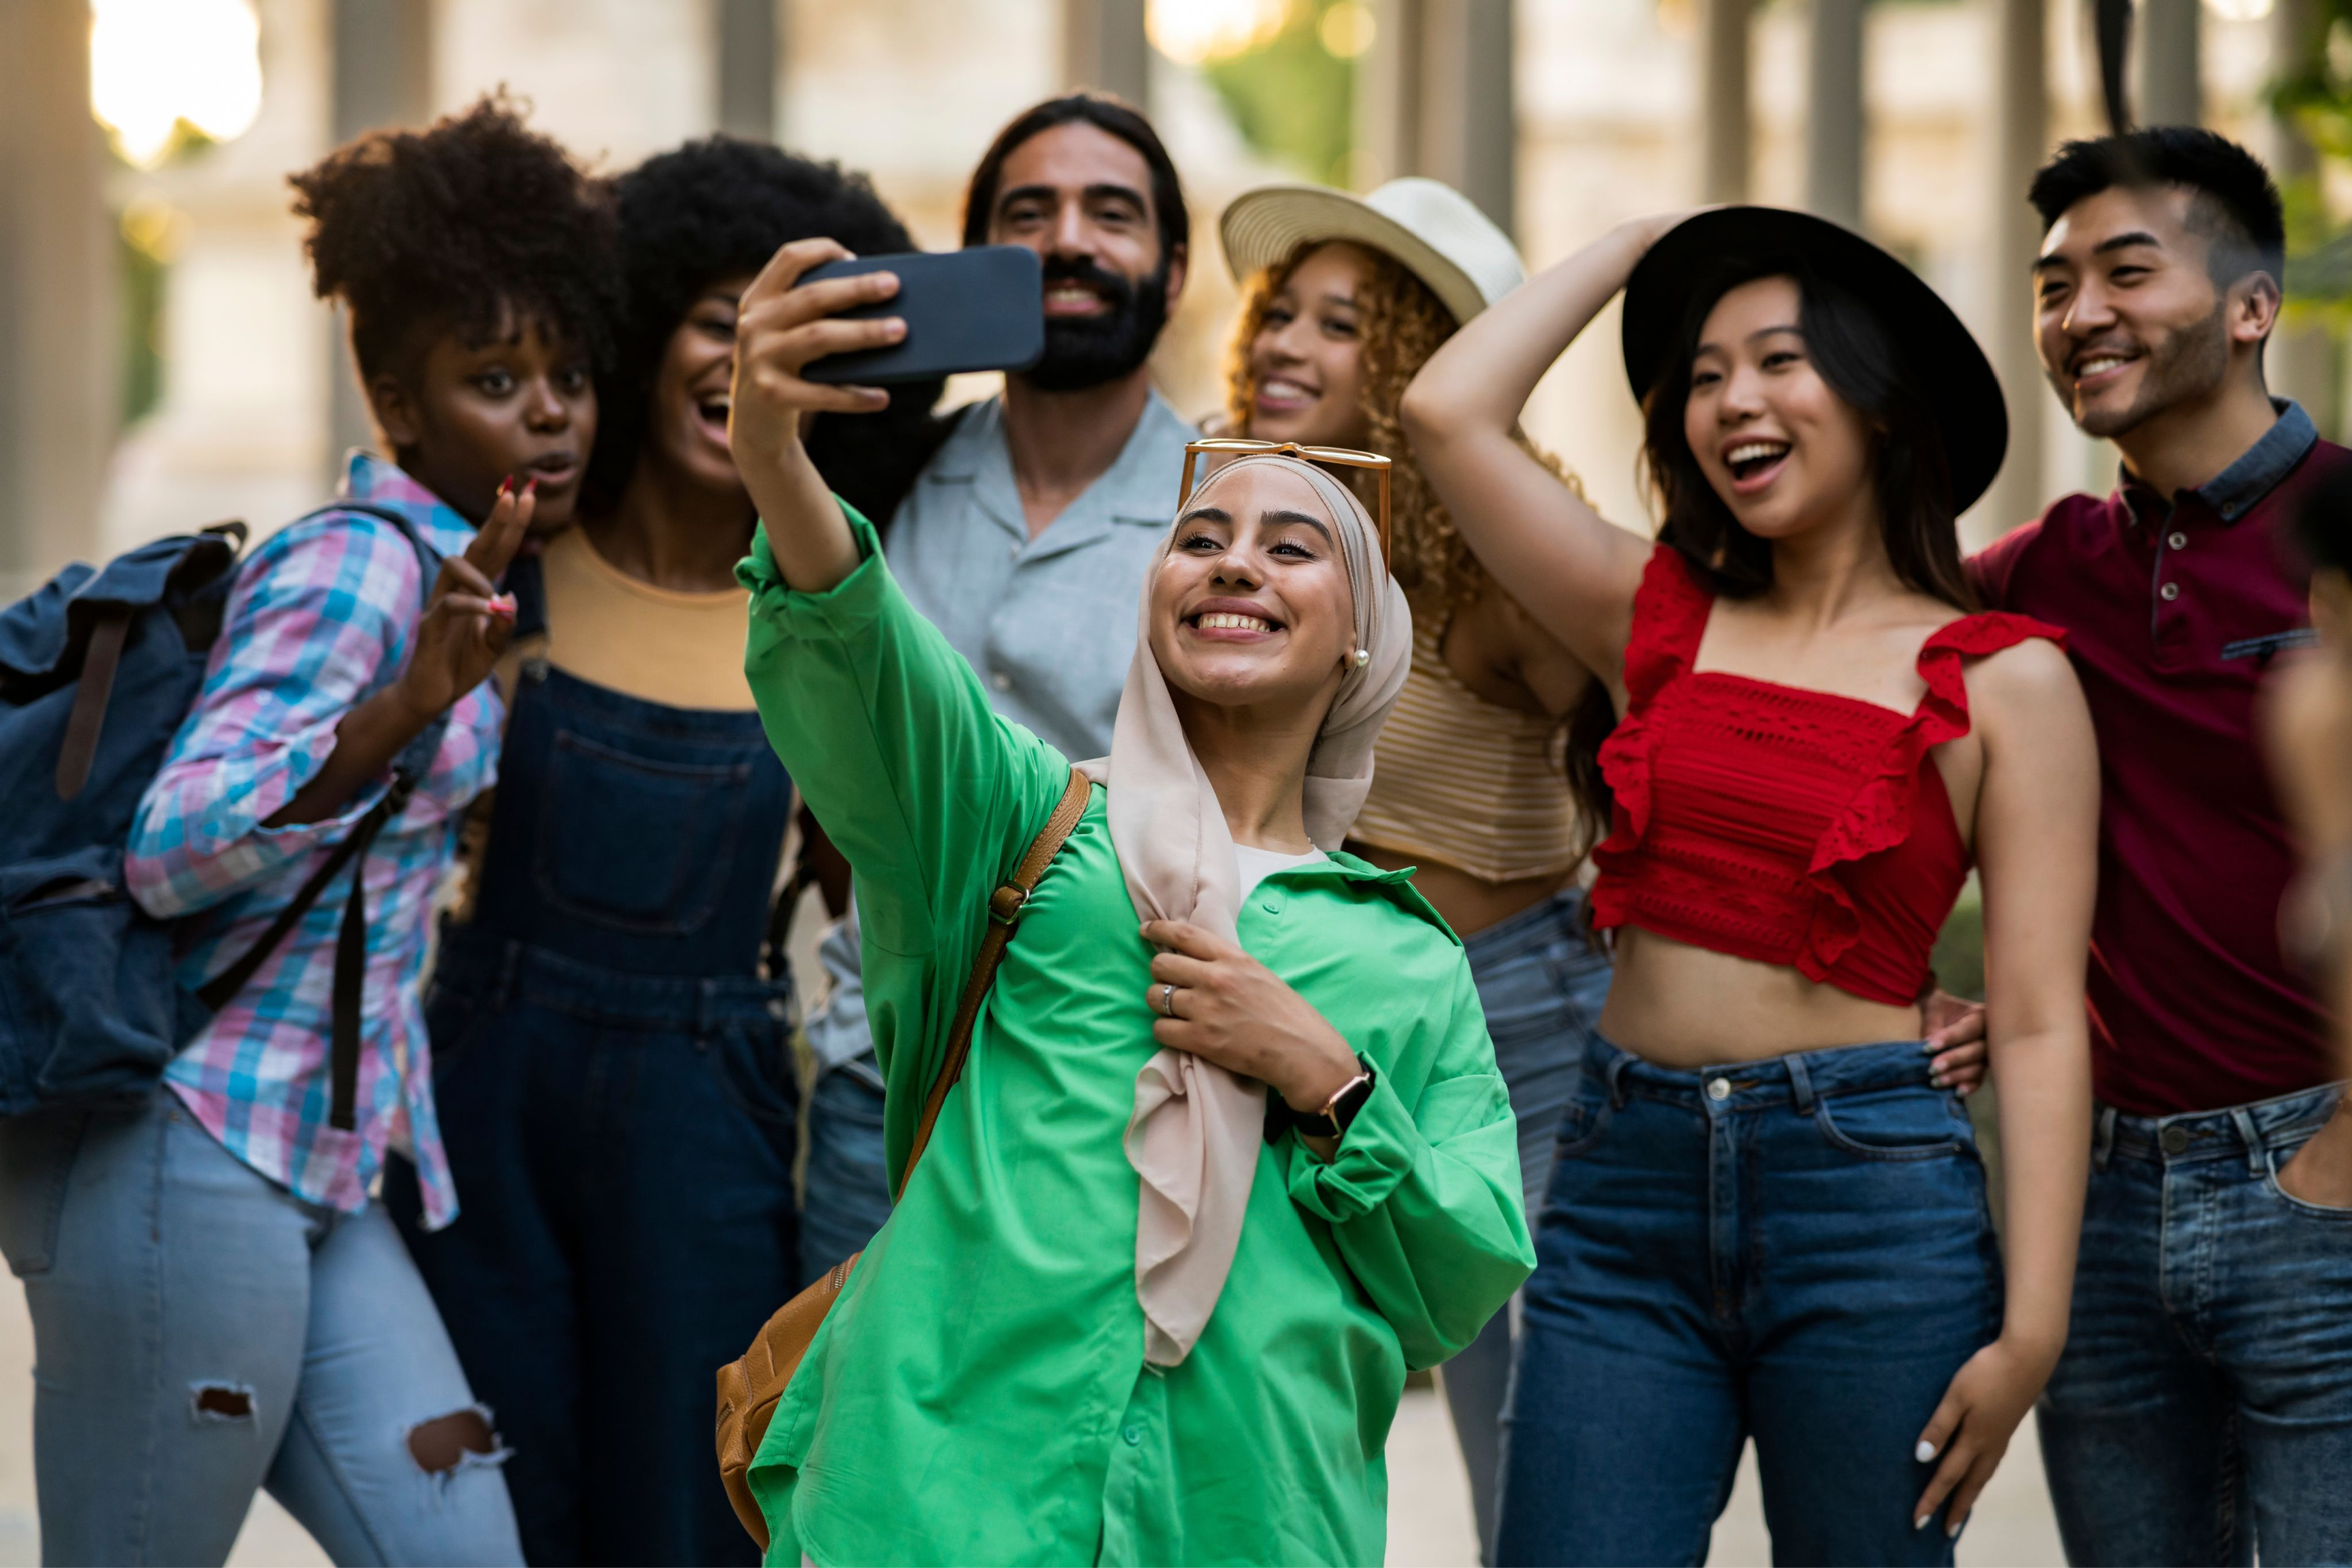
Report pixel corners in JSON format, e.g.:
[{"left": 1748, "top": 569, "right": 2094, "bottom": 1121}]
[{"left": 893, "top": 764, "right": 1093, "bottom": 1200}]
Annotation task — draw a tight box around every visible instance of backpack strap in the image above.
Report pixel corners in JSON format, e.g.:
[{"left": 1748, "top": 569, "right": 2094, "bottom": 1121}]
[
  {"left": 53, "top": 604, "right": 133, "bottom": 800},
  {"left": 194, "top": 499, "right": 457, "bottom": 1130},
  {"left": 893, "top": 764, "right": 1094, "bottom": 1200}
]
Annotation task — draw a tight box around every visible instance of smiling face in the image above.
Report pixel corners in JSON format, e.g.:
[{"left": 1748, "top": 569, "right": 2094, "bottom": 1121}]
[
  {"left": 642, "top": 274, "right": 753, "bottom": 500},
  {"left": 1682, "top": 274, "right": 1877, "bottom": 543},
  {"left": 986, "top": 121, "right": 1185, "bottom": 391},
  {"left": 2031, "top": 183, "right": 2270, "bottom": 439},
  {"left": 370, "top": 305, "right": 597, "bottom": 530},
  {"left": 1245, "top": 242, "right": 1375, "bottom": 447},
  {"left": 1148, "top": 464, "right": 1358, "bottom": 721}
]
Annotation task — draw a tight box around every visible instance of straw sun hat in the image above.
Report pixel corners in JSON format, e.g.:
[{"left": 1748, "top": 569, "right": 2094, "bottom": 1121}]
[{"left": 1218, "top": 177, "right": 1526, "bottom": 326}]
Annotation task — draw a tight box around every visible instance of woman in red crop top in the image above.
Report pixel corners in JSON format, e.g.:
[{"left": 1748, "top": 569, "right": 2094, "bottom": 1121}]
[{"left": 1403, "top": 207, "right": 2097, "bottom": 1566}]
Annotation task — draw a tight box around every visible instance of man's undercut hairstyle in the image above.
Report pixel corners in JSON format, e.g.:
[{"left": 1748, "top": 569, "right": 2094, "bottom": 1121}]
[
  {"left": 585, "top": 136, "right": 942, "bottom": 520},
  {"left": 290, "top": 93, "right": 619, "bottom": 386},
  {"left": 959, "top": 93, "right": 1189, "bottom": 265},
  {"left": 2029, "top": 128, "right": 2287, "bottom": 292}
]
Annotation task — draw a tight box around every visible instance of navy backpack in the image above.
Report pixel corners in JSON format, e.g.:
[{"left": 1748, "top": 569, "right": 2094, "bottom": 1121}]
[{"left": 0, "top": 506, "right": 447, "bottom": 1122}]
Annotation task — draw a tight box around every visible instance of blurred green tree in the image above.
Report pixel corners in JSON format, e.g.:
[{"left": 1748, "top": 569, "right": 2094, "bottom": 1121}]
[{"left": 1199, "top": 2, "right": 1365, "bottom": 185}]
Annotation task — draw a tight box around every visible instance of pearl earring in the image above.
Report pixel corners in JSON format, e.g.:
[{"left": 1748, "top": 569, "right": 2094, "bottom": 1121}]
[{"left": 1352, "top": 648, "right": 1371, "bottom": 669}]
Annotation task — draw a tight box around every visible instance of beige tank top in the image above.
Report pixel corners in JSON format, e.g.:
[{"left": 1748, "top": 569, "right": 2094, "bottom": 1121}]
[{"left": 1352, "top": 617, "right": 1582, "bottom": 884}]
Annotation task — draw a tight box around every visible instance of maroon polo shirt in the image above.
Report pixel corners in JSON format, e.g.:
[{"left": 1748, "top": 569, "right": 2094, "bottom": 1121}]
[{"left": 1971, "top": 403, "right": 2338, "bottom": 1115}]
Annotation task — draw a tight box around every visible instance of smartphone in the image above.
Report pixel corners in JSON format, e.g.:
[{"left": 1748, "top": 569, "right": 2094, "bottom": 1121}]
[{"left": 800, "top": 245, "right": 1044, "bottom": 385}]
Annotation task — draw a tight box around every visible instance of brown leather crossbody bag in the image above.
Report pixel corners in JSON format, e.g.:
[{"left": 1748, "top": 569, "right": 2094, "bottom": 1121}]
[{"left": 713, "top": 765, "right": 1094, "bottom": 1548}]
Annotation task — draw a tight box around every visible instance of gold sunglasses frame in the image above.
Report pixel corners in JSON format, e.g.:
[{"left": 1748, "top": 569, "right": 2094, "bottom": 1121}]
[{"left": 1177, "top": 438, "right": 1392, "bottom": 566}]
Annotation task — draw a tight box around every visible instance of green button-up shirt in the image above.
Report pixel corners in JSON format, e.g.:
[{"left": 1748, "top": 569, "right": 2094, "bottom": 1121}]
[{"left": 739, "top": 508, "right": 1533, "bottom": 1567}]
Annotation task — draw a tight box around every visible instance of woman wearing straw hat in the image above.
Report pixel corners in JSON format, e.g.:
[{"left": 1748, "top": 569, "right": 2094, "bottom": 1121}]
[
  {"left": 1403, "top": 208, "right": 2097, "bottom": 1563},
  {"left": 721, "top": 235, "right": 1534, "bottom": 1566}
]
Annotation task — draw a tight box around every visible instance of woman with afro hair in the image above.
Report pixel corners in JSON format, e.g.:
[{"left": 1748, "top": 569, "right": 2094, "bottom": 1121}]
[
  {"left": 386, "top": 136, "right": 941, "bottom": 1568},
  {"left": 9, "top": 96, "right": 619, "bottom": 1564}
]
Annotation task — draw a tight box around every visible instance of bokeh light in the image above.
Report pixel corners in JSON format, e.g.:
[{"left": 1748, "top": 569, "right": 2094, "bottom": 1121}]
[
  {"left": 1147, "top": 0, "right": 1294, "bottom": 66},
  {"left": 89, "top": 0, "right": 263, "bottom": 169}
]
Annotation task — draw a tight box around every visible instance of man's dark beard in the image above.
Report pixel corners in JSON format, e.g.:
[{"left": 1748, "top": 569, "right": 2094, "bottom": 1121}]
[
  {"left": 2053, "top": 296, "right": 2231, "bottom": 440},
  {"left": 1022, "top": 257, "right": 1170, "bottom": 392}
]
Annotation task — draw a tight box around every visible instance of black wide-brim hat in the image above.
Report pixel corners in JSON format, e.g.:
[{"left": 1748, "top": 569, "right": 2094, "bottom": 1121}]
[{"left": 1620, "top": 206, "right": 2008, "bottom": 515}]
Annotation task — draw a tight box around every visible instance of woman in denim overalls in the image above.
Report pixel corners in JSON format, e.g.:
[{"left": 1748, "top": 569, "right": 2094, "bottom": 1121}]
[{"left": 387, "top": 138, "right": 940, "bottom": 1566}]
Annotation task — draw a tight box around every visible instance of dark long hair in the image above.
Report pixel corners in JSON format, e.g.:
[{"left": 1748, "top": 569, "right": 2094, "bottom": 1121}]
[{"left": 1568, "top": 257, "right": 1978, "bottom": 841}]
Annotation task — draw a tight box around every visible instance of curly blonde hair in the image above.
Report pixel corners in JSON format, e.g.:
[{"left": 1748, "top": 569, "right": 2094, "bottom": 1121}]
[{"left": 1223, "top": 238, "right": 1584, "bottom": 615}]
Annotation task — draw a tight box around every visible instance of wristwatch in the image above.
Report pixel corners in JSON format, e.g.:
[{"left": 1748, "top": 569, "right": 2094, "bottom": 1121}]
[{"left": 1288, "top": 1055, "right": 1377, "bottom": 1141}]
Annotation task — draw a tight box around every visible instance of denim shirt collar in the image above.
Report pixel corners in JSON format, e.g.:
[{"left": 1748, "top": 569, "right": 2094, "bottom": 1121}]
[{"left": 2122, "top": 398, "right": 2317, "bottom": 527}]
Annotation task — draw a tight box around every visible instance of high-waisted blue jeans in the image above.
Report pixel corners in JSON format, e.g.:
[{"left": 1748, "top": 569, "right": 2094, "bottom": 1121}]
[
  {"left": 2037, "top": 1083, "right": 2352, "bottom": 1566},
  {"left": 1436, "top": 888, "right": 1613, "bottom": 1561},
  {"left": 1497, "top": 1034, "right": 2002, "bottom": 1567},
  {"left": 0, "top": 1091, "right": 521, "bottom": 1566}
]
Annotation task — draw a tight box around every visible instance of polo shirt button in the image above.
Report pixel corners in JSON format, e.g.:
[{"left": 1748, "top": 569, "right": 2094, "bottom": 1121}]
[
  {"left": 1707, "top": 1078, "right": 1731, "bottom": 1101},
  {"left": 1122, "top": 1425, "right": 1142, "bottom": 1446},
  {"left": 2168, "top": 531, "right": 2188, "bottom": 550},
  {"left": 2159, "top": 582, "right": 2180, "bottom": 601},
  {"left": 2160, "top": 1125, "right": 2190, "bottom": 1156},
  {"left": 992, "top": 672, "right": 1014, "bottom": 691}
]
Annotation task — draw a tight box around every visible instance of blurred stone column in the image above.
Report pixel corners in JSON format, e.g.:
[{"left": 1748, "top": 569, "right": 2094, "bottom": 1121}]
[
  {"left": 1700, "top": 0, "right": 1752, "bottom": 202},
  {"left": 327, "top": 0, "right": 434, "bottom": 473},
  {"left": 2137, "top": 0, "right": 2201, "bottom": 125},
  {"left": 1976, "top": 0, "right": 2049, "bottom": 544},
  {"left": 1063, "top": 0, "right": 1151, "bottom": 110},
  {"left": 1352, "top": 0, "right": 1516, "bottom": 234},
  {"left": 1806, "top": 0, "right": 1865, "bottom": 228},
  {"left": 716, "top": 0, "right": 782, "bottom": 141},
  {"left": 2270, "top": 0, "right": 2332, "bottom": 426},
  {"left": 0, "top": 0, "right": 115, "bottom": 591}
]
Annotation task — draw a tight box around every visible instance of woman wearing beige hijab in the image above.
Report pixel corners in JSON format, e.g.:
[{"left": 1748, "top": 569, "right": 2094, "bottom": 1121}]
[{"left": 723, "top": 238, "right": 1534, "bottom": 1566}]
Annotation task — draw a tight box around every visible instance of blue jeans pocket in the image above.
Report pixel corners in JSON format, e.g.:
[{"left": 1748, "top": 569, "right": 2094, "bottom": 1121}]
[
  {"left": 2261, "top": 1134, "right": 2352, "bottom": 1221},
  {"left": 1812, "top": 1087, "right": 1969, "bottom": 1161},
  {"left": 1552, "top": 1074, "right": 1616, "bottom": 1159}
]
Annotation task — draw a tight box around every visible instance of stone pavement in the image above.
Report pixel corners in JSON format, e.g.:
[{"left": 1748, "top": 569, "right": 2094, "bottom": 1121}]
[{"left": 0, "top": 1276, "right": 2063, "bottom": 1566}]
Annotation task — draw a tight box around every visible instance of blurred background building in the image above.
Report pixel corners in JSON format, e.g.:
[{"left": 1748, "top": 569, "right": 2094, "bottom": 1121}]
[{"left": 3, "top": 0, "right": 2347, "bottom": 605}]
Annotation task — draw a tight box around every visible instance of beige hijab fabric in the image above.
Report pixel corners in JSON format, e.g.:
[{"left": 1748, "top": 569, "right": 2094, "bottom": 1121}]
[{"left": 1075, "top": 454, "right": 1413, "bottom": 1367}]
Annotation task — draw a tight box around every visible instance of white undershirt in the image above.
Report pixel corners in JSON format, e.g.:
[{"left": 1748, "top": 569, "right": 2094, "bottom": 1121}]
[{"left": 1232, "top": 844, "right": 1327, "bottom": 902}]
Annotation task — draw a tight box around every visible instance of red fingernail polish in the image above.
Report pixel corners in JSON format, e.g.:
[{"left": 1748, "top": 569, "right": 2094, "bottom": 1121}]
[
  {"left": 524, "top": 476, "right": 539, "bottom": 498},
  {"left": 498, "top": 476, "right": 513, "bottom": 499}
]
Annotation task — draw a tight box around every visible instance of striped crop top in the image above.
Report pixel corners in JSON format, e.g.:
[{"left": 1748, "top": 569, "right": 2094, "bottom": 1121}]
[
  {"left": 1588, "top": 545, "right": 2065, "bottom": 1007},
  {"left": 1351, "top": 616, "right": 1584, "bottom": 884}
]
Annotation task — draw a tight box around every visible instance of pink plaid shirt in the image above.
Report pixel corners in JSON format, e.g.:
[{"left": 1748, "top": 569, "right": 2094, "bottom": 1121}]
[{"left": 127, "top": 454, "right": 501, "bottom": 1228}]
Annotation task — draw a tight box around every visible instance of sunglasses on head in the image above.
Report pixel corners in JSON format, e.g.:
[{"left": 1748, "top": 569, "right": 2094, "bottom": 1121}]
[{"left": 1178, "top": 439, "right": 1392, "bottom": 566}]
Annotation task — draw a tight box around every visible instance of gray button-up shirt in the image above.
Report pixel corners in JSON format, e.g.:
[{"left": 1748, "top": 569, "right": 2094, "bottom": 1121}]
[
  {"left": 886, "top": 390, "right": 1196, "bottom": 760},
  {"left": 804, "top": 389, "right": 1197, "bottom": 1074}
]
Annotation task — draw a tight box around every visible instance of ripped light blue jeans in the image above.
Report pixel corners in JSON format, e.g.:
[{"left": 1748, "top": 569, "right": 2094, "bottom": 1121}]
[{"left": 0, "top": 1090, "right": 522, "bottom": 1566}]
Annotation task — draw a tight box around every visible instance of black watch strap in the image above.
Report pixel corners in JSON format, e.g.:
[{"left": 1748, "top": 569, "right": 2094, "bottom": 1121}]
[{"left": 1284, "top": 1055, "right": 1376, "bottom": 1141}]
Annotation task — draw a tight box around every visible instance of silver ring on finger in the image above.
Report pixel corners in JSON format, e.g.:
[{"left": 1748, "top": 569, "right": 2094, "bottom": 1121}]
[{"left": 1158, "top": 982, "right": 1178, "bottom": 1018}]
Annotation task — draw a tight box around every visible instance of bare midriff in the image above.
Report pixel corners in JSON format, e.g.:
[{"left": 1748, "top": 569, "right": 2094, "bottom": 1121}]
[
  {"left": 1599, "top": 927, "right": 1924, "bottom": 1068},
  {"left": 1345, "top": 840, "right": 1577, "bottom": 938}
]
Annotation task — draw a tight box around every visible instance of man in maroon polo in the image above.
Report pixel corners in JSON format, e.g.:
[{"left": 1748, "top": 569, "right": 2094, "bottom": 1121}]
[{"left": 1974, "top": 127, "right": 2352, "bottom": 1566}]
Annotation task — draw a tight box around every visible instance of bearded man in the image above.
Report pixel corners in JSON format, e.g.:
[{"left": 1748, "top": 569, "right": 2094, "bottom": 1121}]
[
  {"left": 1972, "top": 128, "right": 2352, "bottom": 1566},
  {"left": 796, "top": 95, "right": 1200, "bottom": 1279}
]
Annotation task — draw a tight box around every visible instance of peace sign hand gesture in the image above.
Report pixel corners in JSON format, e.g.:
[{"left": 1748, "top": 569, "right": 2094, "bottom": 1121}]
[{"left": 391, "top": 478, "right": 532, "bottom": 724}]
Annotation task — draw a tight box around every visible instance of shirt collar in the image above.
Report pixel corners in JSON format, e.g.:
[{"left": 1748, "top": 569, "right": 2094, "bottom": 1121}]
[
  {"left": 337, "top": 448, "right": 478, "bottom": 556},
  {"left": 2121, "top": 398, "right": 2318, "bottom": 527},
  {"left": 936, "top": 388, "right": 1198, "bottom": 536}
]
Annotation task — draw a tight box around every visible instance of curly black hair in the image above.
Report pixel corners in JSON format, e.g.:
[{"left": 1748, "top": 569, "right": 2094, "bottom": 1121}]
[
  {"left": 585, "top": 136, "right": 947, "bottom": 524},
  {"left": 290, "top": 93, "right": 619, "bottom": 388}
]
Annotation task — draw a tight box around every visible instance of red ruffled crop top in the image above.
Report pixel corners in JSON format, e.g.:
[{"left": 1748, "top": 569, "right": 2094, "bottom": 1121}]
[{"left": 1588, "top": 546, "right": 2066, "bottom": 1007}]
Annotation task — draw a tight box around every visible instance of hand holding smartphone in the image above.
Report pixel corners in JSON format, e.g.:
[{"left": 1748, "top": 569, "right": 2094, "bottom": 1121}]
[{"left": 797, "top": 245, "right": 1045, "bottom": 385}]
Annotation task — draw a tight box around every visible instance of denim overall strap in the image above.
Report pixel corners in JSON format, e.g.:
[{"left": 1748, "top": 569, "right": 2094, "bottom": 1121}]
[{"left": 459, "top": 659, "right": 794, "bottom": 982}]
